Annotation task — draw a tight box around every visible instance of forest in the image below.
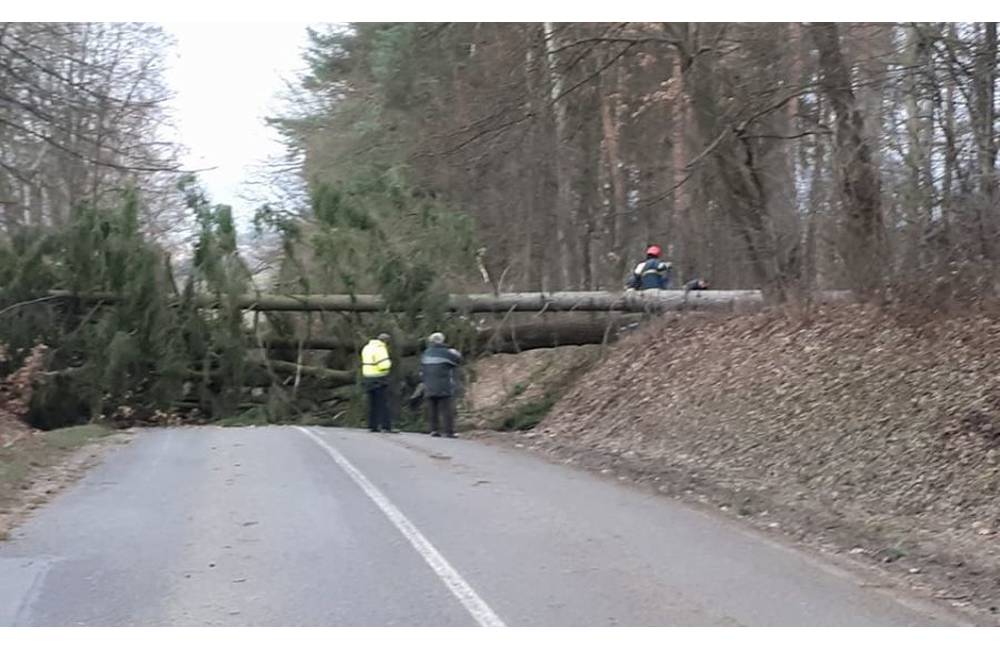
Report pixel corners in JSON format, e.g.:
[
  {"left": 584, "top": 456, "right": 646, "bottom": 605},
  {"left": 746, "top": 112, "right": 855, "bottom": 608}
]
[{"left": 1, "top": 22, "right": 998, "bottom": 428}]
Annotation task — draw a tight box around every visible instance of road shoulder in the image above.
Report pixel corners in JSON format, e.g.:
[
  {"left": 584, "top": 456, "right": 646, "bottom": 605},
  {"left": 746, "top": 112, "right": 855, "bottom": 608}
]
[
  {"left": 463, "top": 428, "right": 993, "bottom": 626},
  {"left": 0, "top": 425, "right": 131, "bottom": 541}
]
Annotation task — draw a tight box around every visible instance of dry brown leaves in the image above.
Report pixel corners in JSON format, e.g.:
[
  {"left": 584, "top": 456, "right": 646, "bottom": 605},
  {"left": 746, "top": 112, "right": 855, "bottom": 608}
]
[
  {"left": 0, "top": 343, "right": 49, "bottom": 418},
  {"left": 0, "top": 343, "right": 47, "bottom": 446},
  {"left": 531, "top": 304, "right": 1000, "bottom": 614}
]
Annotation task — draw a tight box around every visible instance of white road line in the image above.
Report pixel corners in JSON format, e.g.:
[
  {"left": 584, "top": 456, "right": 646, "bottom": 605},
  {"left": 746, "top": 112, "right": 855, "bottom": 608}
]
[{"left": 295, "top": 426, "right": 506, "bottom": 627}]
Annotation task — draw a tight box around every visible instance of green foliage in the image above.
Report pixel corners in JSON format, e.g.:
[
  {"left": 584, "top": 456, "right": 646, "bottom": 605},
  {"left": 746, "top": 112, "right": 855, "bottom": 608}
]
[
  {"left": 4, "top": 23, "right": 503, "bottom": 430},
  {"left": 260, "top": 27, "right": 490, "bottom": 419},
  {"left": 274, "top": 168, "right": 480, "bottom": 347},
  {"left": 0, "top": 191, "right": 180, "bottom": 421},
  {"left": 368, "top": 24, "right": 422, "bottom": 108},
  {"left": 175, "top": 176, "right": 253, "bottom": 416},
  {"left": 0, "top": 234, "right": 63, "bottom": 369},
  {"left": 28, "top": 375, "right": 91, "bottom": 431},
  {"left": 272, "top": 23, "right": 484, "bottom": 323},
  {"left": 1, "top": 180, "right": 254, "bottom": 426}
]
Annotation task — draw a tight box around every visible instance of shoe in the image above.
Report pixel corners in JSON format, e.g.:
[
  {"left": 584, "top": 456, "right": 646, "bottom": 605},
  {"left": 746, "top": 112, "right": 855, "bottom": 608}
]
[
  {"left": 430, "top": 432, "right": 441, "bottom": 437},
  {"left": 444, "top": 433, "right": 457, "bottom": 439},
  {"left": 369, "top": 429, "right": 380, "bottom": 433}
]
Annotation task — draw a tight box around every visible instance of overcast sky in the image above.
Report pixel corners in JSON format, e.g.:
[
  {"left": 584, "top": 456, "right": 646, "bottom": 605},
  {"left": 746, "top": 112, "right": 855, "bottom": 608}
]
[{"left": 161, "top": 23, "right": 313, "bottom": 219}]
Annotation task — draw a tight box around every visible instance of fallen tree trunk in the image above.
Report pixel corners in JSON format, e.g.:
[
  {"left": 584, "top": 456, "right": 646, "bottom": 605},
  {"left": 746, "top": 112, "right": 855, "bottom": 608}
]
[
  {"left": 260, "top": 336, "right": 416, "bottom": 355},
  {"left": 184, "top": 361, "right": 355, "bottom": 388},
  {"left": 262, "top": 360, "right": 354, "bottom": 383},
  {"left": 47, "top": 289, "right": 853, "bottom": 314},
  {"left": 259, "top": 316, "right": 648, "bottom": 355}
]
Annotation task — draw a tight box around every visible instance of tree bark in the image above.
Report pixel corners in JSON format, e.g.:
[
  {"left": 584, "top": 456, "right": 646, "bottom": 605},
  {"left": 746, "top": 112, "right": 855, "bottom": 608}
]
[
  {"left": 600, "top": 64, "right": 628, "bottom": 261},
  {"left": 260, "top": 317, "right": 648, "bottom": 355},
  {"left": 542, "top": 22, "right": 574, "bottom": 289},
  {"left": 809, "top": 22, "right": 887, "bottom": 296},
  {"left": 186, "top": 361, "right": 355, "bottom": 389},
  {"left": 49, "top": 288, "right": 852, "bottom": 314},
  {"left": 669, "top": 52, "right": 690, "bottom": 279},
  {"left": 973, "top": 22, "right": 998, "bottom": 259}
]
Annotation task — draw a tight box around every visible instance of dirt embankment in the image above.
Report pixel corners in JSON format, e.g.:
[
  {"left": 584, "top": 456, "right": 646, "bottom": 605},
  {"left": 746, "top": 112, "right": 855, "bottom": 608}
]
[
  {"left": 476, "top": 304, "right": 1000, "bottom": 621},
  {"left": 462, "top": 345, "right": 603, "bottom": 430}
]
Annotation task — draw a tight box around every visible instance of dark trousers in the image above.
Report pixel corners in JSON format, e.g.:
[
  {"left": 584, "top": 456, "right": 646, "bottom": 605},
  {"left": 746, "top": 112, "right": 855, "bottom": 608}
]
[
  {"left": 366, "top": 382, "right": 391, "bottom": 432},
  {"left": 428, "top": 396, "right": 455, "bottom": 435}
]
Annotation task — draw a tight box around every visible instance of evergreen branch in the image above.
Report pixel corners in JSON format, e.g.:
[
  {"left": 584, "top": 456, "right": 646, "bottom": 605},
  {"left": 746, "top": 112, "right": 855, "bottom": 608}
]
[{"left": 0, "top": 295, "right": 62, "bottom": 318}]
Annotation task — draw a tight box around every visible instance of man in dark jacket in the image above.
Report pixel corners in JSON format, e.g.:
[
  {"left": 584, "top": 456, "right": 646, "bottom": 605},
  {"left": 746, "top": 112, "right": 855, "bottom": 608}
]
[
  {"left": 626, "top": 244, "right": 673, "bottom": 290},
  {"left": 420, "top": 332, "right": 462, "bottom": 438}
]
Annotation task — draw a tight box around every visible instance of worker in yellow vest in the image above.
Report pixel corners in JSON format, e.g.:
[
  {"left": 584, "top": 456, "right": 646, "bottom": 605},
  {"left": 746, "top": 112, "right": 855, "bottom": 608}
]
[{"left": 361, "top": 333, "right": 394, "bottom": 433}]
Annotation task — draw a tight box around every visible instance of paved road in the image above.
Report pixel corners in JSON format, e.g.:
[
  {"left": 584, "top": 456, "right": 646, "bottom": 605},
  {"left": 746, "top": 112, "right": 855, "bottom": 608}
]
[{"left": 0, "top": 426, "right": 965, "bottom": 626}]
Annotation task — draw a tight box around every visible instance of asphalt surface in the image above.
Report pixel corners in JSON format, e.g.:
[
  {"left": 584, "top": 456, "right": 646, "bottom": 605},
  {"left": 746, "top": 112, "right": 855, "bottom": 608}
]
[{"left": 0, "top": 426, "right": 967, "bottom": 626}]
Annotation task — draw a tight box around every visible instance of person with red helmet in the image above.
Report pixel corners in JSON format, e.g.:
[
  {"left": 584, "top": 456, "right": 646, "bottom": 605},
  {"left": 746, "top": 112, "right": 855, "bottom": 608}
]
[{"left": 626, "top": 244, "right": 673, "bottom": 290}]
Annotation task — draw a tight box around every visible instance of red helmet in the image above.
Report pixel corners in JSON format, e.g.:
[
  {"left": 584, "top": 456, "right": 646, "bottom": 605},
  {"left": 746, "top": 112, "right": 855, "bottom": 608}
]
[{"left": 646, "top": 244, "right": 662, "bottom": 257}]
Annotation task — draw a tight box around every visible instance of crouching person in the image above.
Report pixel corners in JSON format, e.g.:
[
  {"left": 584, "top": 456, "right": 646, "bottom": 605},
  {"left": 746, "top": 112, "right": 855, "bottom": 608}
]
[{"left": 420, "top": 332, "right": 462, "bottom": 438}]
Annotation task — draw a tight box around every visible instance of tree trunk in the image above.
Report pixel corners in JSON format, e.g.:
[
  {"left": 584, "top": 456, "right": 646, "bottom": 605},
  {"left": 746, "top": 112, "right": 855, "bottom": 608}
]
[
  {"left": 901, "top": 24, "right": 935, "bottom": 275},
  {"left": 809, "top": 22, "right": 887, "bottom": 296},
  {"left": 189, "top": 362, "right": 355, "bottom": 389},
  {"left": 542, "top": 22, "right": 574, "bottom": 289},
  {"left": 524, "top": 44, "right": 547, "bottom": 291},
  {"left": 600, "top": 65, "right": 628, "bottom": 260},
  {"left": 973, "top": 22, "right": 998, "bottom": 259},
  {"left": 261, "top": 317, "right": 648, "bottom": 355},
  {"left": 806, "top": 94, "right": 828, "bottom": 291},
  {"left": 50, "top": 288, "right": 852, "bottom": 314},
  {"left": 941, "top": 24, "right": 958, "bottom": 227},
  {"left": 669, "top": 53, "right": 691, "bottom": 279}
]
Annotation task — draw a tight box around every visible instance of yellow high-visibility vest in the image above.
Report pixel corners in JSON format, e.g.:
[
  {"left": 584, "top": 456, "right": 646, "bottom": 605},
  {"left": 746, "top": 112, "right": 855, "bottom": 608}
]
[{"left": 361, "top": 339, "right": 392, "bottom": 378}]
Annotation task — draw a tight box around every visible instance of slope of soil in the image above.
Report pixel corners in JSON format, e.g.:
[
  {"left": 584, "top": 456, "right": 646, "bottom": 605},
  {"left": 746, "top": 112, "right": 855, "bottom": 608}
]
[
  {"left": 519, "top": 304, "right": 1000, "bottom": 620},
  {"left": 462, "top": 346, "right": 603, "bottom": 430}
]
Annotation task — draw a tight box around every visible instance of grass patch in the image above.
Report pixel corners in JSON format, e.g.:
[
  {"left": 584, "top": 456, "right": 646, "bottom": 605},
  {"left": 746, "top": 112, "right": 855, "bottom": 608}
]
[
  {"left": 42, "top": 425, "right": 115, "bottom": 450},
  {"left": 1, "top": 423, "right": 115, "bottom": 514}
]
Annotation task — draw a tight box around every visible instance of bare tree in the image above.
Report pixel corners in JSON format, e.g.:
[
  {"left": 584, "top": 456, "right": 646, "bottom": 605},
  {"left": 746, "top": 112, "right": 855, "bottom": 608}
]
[{"left": 0, "top": 23, "right": 183, "bottom": 239}]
